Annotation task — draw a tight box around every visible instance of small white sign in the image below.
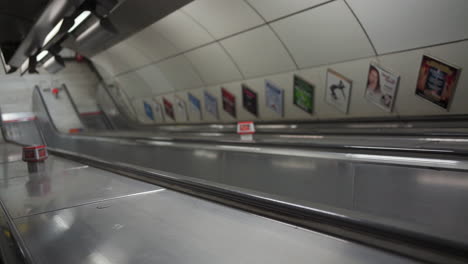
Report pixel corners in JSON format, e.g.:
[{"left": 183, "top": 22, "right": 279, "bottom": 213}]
[{"left": 237, "top": 121, "right": 255, "bottom": 141}]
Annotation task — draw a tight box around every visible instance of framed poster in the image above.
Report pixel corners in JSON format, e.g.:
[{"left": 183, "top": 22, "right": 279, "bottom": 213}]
[
  {"left": 416, "top": 55, "right": 461, "bottom": 110},
  {"left": 163, "top": 97, "right": 175, "bottom": 120},
  {"left": 325, "top": 69, "right": 352, "bottom": 113},
  {"left": 365, "top": 63, "right": 400, "bottom": 112},
  {"left": 242, "top": 84, "right": 258, "bottom": 117},
  {"left": 204, "top": 91, "right": 219, "bottom": 119},
  {"left": 293, "top": 75, "right": 314, "bottom": 114},
  {"left": 188, "top": 93, "right": 202, "bottom": 120},
  {"left": 221, "top": 88, "right": 236, "bottom": 118},
  {"left": 265, "top": 80, "right": 284, "bottom": 116},
  {"left": 153, "top": 100, "right": 165, "bottom": 122},
  {"left": 175, "top": 96, "right": 188, "bottom": 121},
  {"left": 143, "top": 101, "right": 154, "bottom": 120}
]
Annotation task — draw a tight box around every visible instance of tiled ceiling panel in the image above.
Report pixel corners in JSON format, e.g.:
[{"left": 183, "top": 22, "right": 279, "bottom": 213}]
[
  {"left": 272, "top": 0, "right": 375, "bottom": 68},
  {"left": 152, "top": 10, "right": 215, "bottom": 52},
  {"left": 155, "top": 55, "right": 204, "bottom": 91},
  {"left": 106, "top": 42, "right": 151, "bottom": 74},
  {"left": 185, "top": 43, "right": 243, "bottom": 85},
  {"left": 246, "top": 0, "right": 331, "bottom": 21},
  {"left": 183, "top": 0, "right": 264, "bottom": 39},
  {"left": 135, "top": 65, "right": 175, "bottom": 95},
  {"left": 126, "top": 25, "right": 179, "bottom": 63},
  {"left": 347, "top": 0, "right": 468, "bottom": 54},
  {"left": 221, "top": 25, "right": 296, "bottom": 78}
]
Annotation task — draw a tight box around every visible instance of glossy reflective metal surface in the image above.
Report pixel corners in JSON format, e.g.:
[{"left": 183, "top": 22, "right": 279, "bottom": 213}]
[
  {"left": 14, "top": 189, "right": 418, "bottom": 264},
  {"left": 0, "top": 140, "right": 420, "bottom": 264},
  {"left": 0, "top": 145, "right": 162, "bottom": 219},
  {"left": 33, "top": 86, "right": 468, "bottom": 246}
]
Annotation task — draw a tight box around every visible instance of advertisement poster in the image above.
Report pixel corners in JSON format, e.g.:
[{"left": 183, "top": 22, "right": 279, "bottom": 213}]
[
  {"left": 221, "top": 88, "right": 236, "bottom": 118},
  {"left": 204, "top": 91, "right": 219, "bottom": 119},
  {"left": 325, "top": 69, "right": 352, "bottom": 113},
  {"left": 175, "top": 96, "right": 188, "bottom": 121},
  {"left": 188, "top": 93, "right": 202, "bottom": 120},
  {"left": 365, "top": 63, "right": 400, "bottom": 112},
  {"left": 265, "top": 80, "right": 284, "bottom": 116},
  {"left": 242, "top": 84, "right": 258, "bottom": 117},
  {"left": 293, "top": 75, "right": 315, "bottom": 114},
  {"left": 416, "top": 55, "right": 461, "bottom": 110},
  {"left": 143, "top": 101, "right": 154, "bottom": 120},
  {"left": 153, "top": 101, "right": 165, "bottom": 122},
  {"left": 163, "top": 97, "right": 175, "bottom": 120}
]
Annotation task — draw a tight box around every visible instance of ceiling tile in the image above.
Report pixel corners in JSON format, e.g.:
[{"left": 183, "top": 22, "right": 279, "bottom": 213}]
[
  {"left": 126, "top": 25, "right": 180, "bottom": 63},
  {"left": 271, "top": 0, "right": 374, "bottom": 69},
  {"left": 152, "top": 10, "right": 214, "bottom": 52},
  {"left": 135, "top": 65, "right": 175, "bottom": 95},
  {"left": 115, "top": 72, "right": 152, "bottom": 98},
  {"left": 246, "top": 0, "right": 330, "bottom": 21},
  {"left": 106, "top": 42, "right": 151, "bottom": 74},
  {"left": 185, "top": 43, "right": 243, "bottom": 85},
  {"left": 156, "top": 55, "right": 204, "bottom": 91},
  {"left": 347, "top": 0, "right": 468, "bottom": 54},
  {"left": 220, "top": 25, "right": 296, "bottom": 78},
  {"left": 183, "top": 0, "right": 264, "bottom": 39}
]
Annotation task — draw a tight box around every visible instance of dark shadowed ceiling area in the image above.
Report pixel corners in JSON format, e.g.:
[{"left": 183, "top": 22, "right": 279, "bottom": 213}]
[{"left": 0, "top": 0, "right": 50, "bottom": 60}]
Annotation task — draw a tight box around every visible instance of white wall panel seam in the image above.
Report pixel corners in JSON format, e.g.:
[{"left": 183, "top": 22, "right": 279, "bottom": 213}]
[
  {"left": 377, "top": 38, "right": 468, "bottom": 58},
  {"left": 181, "top": 53, "right": 208, "bottom": 87},
  {"left": 180, "top": 9, "right": 246, "bottom": 81},
  {"left": 247, "top": 0, "right": 338, "bottom": 23},
  {"left": 243, "top": 0, "right": 300, "bottom": 70},
  {"left": 342, "top": 0, "right": 378, "bottom": 56}
]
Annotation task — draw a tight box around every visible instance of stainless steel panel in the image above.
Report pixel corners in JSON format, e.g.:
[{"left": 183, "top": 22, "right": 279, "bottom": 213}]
[
  {"left": 0, "top": 155, "right": 162, "bottom": 219},
  {"left": 14, "top": 190, "right": 418, "bottom": 264},
  {"left": 3, "top": 121, "right": 44, "bottom": 146},
  {"left": 0, "top": 143, "right": 23, "bottom": 163},
  {"left": 33, "top": 87, "right": 468, "bottom": 245}
]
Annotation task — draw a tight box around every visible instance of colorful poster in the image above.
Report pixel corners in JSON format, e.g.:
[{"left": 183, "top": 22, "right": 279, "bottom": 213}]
[
  {"left": 293, "top": 75, "right": 314, "bottom": 114},
  {"left": 325, "top": 69, "right": 352, "bottom": 113},
  {"left": 188, "top": 93, "right": 202, "bottom": 120},
  {"left": 242, "top": 84, "right": 258, "bottom": 117},
  {"left": 416, "top": 55, "right": 461, "bottom": 110},
  {"left": 204, "top": 91, "right": 219, "bottom": 119},
  {"left": 153, "top": 100, "right": 164, "bottom": 122},
  {"left": 163, "top": 97, "right": 175, "bottom": 120},
  {"left": 221, "top": 88, "right": 236, "bottom": 118},
  {"left": 265, "top": 80, "right": 284, "bottom": 116},
  {"left": 175, "top": 96, "right": 188, "bottom": 121},
  {"left": 143, "top": 101, "right": 154, "bottom": 120},
  {"left": 365, "top": 63, "right": 400, "bottom": 112}
]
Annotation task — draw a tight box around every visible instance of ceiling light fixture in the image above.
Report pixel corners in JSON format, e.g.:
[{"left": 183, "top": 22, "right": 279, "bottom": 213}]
[
  {"left": 68, "top": 10, "right": 92, "bottom": 33},
  {"left": 36, "top": 50, "right": 49, "bottom": 62},
  {"left": 43, "top": 19, "right": 64, "bottom": 47}
]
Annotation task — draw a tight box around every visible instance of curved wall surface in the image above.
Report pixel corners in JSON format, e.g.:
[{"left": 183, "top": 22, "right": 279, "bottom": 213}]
[{"left": 90, "top": 0, "right": 468, "bottom": 124}]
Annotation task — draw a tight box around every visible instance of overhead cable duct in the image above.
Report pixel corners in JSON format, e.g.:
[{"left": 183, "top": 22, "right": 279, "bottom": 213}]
[{"left": 7, "top": 0, "right": 85, "bottom": 68}]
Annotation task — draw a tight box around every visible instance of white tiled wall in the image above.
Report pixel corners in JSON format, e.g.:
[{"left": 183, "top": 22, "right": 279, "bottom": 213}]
[
  {"left": 220, "top": 25, "right": 297, "bottom": 78},
  {"left": 347, "top": 0, "right": 468, "bottom": 54},
  {"left": 0, "top": 61, "right": 100, "bottom": 115},
  {"left": 182, "top": 0, "right": 264, "bottom": 39},
  {"left": 271, "top": 1, "right": 375, "bottom": 68},
  {"left": 91, "top": 0, "right": 468, "bottom": 124},
  {"left": 184, "top": 43, "right": 243, "bottom": 85}
]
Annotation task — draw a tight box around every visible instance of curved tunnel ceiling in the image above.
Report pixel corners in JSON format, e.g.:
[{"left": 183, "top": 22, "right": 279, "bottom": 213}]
[{"left": 91, "top": 0, "right": 468, "bottom": 98}]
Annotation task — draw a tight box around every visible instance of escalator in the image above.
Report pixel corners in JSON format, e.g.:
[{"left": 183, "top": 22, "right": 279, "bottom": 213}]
[{"left": 0, "top": 87, "right": 467, "bottom": 264}]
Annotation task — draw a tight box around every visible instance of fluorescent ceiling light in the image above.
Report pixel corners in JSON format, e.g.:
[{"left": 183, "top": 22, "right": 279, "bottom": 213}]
[
  {"left": 43, "top": 19, "right": 64, "bottom": 47},
  {"left": 68, "top": 11, "right": 92, "bottom": 33},
  {"left": 36, "top": 50, "right": 49, "bottom": 62},
  {"left": 20, "top": 58, "right": 29, "bottom": 74}
]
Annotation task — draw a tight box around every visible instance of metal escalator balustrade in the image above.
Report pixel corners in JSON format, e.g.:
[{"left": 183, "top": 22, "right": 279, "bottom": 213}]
[{"left": 28, "top": 86, "right": 468, "bottom": 264}]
